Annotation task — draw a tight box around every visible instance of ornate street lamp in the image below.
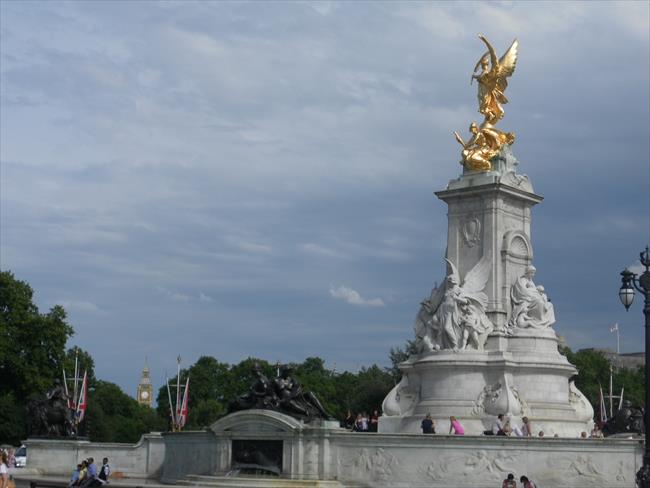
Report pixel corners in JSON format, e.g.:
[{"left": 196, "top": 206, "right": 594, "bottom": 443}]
[{"left": 619, "top": 247, "right": 650, "bottom": 488}]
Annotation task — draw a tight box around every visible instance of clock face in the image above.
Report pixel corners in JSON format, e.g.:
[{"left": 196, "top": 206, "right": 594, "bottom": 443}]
[{"left": 140, "top": 390, "right": 149, "bottom": 400}]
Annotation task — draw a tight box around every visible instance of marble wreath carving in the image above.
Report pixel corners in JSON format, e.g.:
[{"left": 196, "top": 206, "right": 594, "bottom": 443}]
[
  {"left": 228, "top": 363, "right": 331, "bottom": 420},
  {"left": 414, "top": 257, "right": 494, "bottom": 352},
  {"left": 507, "top": 265, "right": 556, "bottom": 330}
]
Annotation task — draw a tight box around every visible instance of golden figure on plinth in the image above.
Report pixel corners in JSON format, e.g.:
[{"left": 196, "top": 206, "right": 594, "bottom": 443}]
[{"left": 455, "top": 36, "right": 518, "bottom": 171}]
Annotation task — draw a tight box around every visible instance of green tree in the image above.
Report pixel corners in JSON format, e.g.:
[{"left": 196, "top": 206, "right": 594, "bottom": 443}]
[
  {"left": 562, "top": 346, "right": 645, "bottom": 410},
  {"left": 0, "top": 271, "right": 74, "bottom": 400},
  {"left": 387, "top": 340, "right": 418, "bottom": 382},
  {"left": 87, "top": 380, "right": 165, "bottom": 442}
]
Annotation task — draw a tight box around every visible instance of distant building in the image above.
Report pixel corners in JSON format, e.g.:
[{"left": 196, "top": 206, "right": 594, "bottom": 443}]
[
  {"left": 136, "top": 359, "right": 153, "bottom": 407},
  {"left": 578, "top": 348, "right": 644, "bottom": 370}
]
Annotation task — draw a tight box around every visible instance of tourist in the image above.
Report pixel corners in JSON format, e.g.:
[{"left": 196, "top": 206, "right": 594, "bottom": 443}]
[
  {"left": 537, "top": 431, "right": 544, "bottom": 437},
  {"left": 421, "top": 414, "right": 435, "bottom": 434},
  {"left": 6, "top": 450, "right": 15, "bottom": 469},
  {"left": 502, "top": 473, "right": 517, "bottom": 488},
  {"left": 449, "top": 416, "right": 465, "bottom": 435},
  {"left": 502, "top": 418, "right": 514, "bottom": 436},
  {"left": 510, "top": 419, "right": 524, "bottom": 437},
  {"left": 343, "top": 410, "right": 354, "bottom": 430},
  {"left": 85, "top": 457, "right": 100, "bottom": 487},
  {"left": 77, "top": 460, "right": 88, "bottom": 486},
  {"left": 580, "top": 431, "right": 588, "bottom": 438},
  {"left": 519, "top": 475, "right": 537, "bottom": 488},
  {"left": 590, "top": 425, "right": 603, "bottom": 438},
  {"left": 492, "top": 414, "right": 506, "bottom": 435},
  {"left": 69, "top": 464, "right": 82, "bottom": 488},
  {"left": 353, "top": 413, "right": 368, "bottom": 432},
  {"left": 1, "top": 452, "right": 8, "bottom": 488},
  {"left": 369, "top": 410, "right": 379, "bottom": 432},
  {"left": 521, "top": 416, "right": 532, "bottom": 436},
  {"left": 99, "top": 458, "right": 111, "bottom": 484}
]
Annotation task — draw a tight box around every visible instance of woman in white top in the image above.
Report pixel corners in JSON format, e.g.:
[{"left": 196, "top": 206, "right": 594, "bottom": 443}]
[{"left": 1, "top": 451, "right": 10, "bottom": 488}]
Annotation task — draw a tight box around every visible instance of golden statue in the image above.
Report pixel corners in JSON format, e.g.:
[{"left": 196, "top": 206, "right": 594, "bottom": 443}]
[
  {"left": 455, "top": 35, "right": 518, "bottom": 171},
  {"left": 454, "top": 122, "right": 514, "bottom": 171}
]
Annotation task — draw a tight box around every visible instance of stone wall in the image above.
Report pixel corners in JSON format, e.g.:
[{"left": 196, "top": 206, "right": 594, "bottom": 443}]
[
  {"left": 24, "top": 433, "right": 164, "bottom": 479},
  {"left": 159, "top": 410, "right": 643, "bottom": 488}
]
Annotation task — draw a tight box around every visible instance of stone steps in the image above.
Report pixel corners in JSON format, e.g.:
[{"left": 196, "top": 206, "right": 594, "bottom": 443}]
[{"left": 182, "top": 474, "right": 344, "bottom": 488}]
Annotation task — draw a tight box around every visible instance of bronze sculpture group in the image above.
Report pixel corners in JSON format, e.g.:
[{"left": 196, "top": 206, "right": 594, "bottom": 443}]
[
  {"left": 229, "top": 363, "right": 330, "bottom": 420},
  {"left": 27, "top": 379, "right": 77, "bottom": 437}
]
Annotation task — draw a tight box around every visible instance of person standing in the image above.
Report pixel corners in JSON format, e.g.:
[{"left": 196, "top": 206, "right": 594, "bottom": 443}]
[
  {"left": 521, "top": 417, "right": 532, "bottom": 436},
  {"left": 449, "top": 416, "right": 465, "bottom": 435},
  {"left": 369, "top": 410, "right": 379, "bottom": 433},
  {"left": 1, "top": 452, "right": 9, "bottom": 488},
  {"left": 421, "top": 414, "right": 435, "bottom": 434},
  {"left": 98, "top": 458, "right": 110, "bottom": 484}
]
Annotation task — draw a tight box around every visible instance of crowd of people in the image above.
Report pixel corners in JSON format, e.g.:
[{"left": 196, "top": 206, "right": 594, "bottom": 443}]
[
  {"left": 343, "top": 409, "right": 381, "bottom": 432},
  {"left": 68, "top": 457, "right": 111, "bottom": 488},
  {"left": 344, "top": 409, "right": 605, "bottom": 439}
]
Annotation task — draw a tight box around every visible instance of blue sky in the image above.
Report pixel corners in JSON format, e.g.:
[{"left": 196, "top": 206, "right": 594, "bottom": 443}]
[{"left": 1, "top": 1, "right": 648, "bottom": 398}]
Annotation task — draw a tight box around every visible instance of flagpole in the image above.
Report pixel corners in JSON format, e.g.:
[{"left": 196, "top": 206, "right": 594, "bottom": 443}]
[
  {"left": 609, "top": 364, "right": 614, "bottom": 418},
  {"left": 617, "top": 326, "right": 620, "bottom": 355},
  {"left": 166, "top": 377, "right": 176, "bottom": 431},
  {"left": 73, "top": 349, "right": 79, "bottom": 410},
  {"left": 176, "top": 355, "right": 182, "bottom": 431}
]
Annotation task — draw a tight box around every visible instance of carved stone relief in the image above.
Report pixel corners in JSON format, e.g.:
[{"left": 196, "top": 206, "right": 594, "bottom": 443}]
[{"left": 461, "top": 216, "right": 481, "bottom": 247}]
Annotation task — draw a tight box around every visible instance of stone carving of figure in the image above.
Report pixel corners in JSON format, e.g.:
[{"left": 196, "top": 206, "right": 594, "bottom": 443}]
[
  {"left": 418, "top": 257, "right": 494, "bottom": 351},
  {"left": 508, "top": 265, "right": 556, "bottom": 330}
]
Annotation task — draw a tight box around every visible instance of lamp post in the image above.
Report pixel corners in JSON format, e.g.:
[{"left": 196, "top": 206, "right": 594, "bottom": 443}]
[{"left": 619, "top": 246, "right": 650, "bottom": 488}]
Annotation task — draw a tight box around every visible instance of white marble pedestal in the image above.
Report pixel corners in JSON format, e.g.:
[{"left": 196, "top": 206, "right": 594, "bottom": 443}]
[{"left": 381, "top": 328, "right": 593, "bottom": 437}]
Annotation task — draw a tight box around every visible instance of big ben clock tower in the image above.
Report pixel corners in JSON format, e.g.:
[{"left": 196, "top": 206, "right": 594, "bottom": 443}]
[{"left": 136, "top": 359, "right": 153, "bottom": 408}]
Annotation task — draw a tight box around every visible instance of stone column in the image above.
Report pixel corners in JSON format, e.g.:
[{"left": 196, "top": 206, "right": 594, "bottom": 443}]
[{"left": 435, "top": 176, "right": 542, "bottom": 330}]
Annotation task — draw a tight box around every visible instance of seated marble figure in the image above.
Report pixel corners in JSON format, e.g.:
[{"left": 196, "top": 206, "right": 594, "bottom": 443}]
[{"left": 508, "top": 265, "right": 555, "bottom": 330}]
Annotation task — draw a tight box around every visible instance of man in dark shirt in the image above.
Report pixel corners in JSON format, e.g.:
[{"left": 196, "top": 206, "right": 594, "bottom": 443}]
[{"left": 421, "top": 413, "right": 435, "bottom": 434}]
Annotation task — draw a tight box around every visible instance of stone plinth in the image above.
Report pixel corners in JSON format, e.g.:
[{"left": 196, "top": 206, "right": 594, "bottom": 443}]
[
  {"left": 435, "top": 151, "right": 541, "bottom": 330},
  {"left": 381, "top": 329, "right": 593, "bottom": 437}
]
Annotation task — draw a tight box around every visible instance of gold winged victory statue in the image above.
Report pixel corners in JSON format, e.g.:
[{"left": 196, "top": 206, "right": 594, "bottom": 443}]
[{"left": 454, "top": 35, "right": 518, "bottom": 171}]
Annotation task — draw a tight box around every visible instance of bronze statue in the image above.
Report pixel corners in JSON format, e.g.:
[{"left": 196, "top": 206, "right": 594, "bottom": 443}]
[
  {"left": 273, "top": 365, "right": 330, "bottom": 419},
  {"left": 27, "top": 379, "right": 76, "bottom": 437},
  {"left": 228, "top": 363, "right": 277, "bottom": 412},
  {"left": 603, "top": 400, "right": 644, "bottom": 437},
  {"left": 228, "top": 364, "right": 331, "bottom": 421},
  {"left": 454, "top": 35, "right": 518, "bottom": 171}
]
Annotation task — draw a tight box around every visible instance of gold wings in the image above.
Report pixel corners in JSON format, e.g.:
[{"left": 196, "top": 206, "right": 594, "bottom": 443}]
[{"left": 478, "top": 35, "right": 519, "bottom": 93}]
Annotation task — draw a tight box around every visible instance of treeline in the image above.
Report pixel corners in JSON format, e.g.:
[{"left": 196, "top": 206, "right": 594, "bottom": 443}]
[{"left": 0, "top": 270, "right": 645, "bottom": 445}]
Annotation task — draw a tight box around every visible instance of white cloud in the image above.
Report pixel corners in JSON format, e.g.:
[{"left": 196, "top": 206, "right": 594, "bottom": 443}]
[
  {"left": 199, "top": 292, "right": 214, "bottom": 302},
  {"left": 329, "top": 285, "right": 385, "bottom": 307}
]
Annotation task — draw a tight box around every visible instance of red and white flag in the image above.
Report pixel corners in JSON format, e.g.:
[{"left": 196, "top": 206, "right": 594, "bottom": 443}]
[
  {"left": 76, "top": 371, "right": 88, "bottom": 423},
  {"left": 178, "top": 376, "right": 190, "bottom": 429}
]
